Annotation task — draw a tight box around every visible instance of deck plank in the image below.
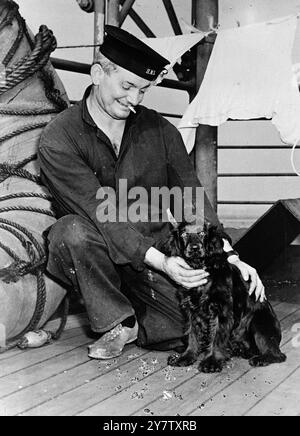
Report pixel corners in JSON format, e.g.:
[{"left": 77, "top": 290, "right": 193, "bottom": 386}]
[
  {"left": 0, "top": 306, "right": 279, "bottom": 362},
  {"left": 0, "top": 348, "right": 27, "bottom": 362},
  {"left": 0, "top": 328, "right": 92, "bottom": 379},
  {"left": 0, "top": 301, "right": 298, "bottom": 416},
  {"left": 78, "top": 303, "right": 298, "bottom": 416},
  {"left": 187, "top": 308, "right": 300, "bottom": 416},
  {"left": 1, "top": 344, "right": 147, "bottom": 416},
  {"left": 0, "top": 323, "right": 86, "bottom": 362},
  {"left": 0, "top": 336, "right": 92, "bottom": 399},
  {"left": 43, "top": 313, "right": 89, "bottom": 332},
  {"left": 272, "top": 301, "right": 300, "bottom": 320},
  {"left": 190, "top": 341, "right": 300, "bottom": 416},
  {"left": 246, "top": 366, "right": 300, "bottom": 416},
  {"left": 18, "top": 348, "right": 154, "bottom": 416},
  {"left": 127, "top": 304, "right": 300, "bottom": 416},
  {"left": 78, "top": 357, "right": 200, "bottom": 416}
]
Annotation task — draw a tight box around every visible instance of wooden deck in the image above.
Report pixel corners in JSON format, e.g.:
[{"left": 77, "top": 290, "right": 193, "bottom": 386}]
[{"left": 1, "top": 300, "right": 300, "bottom": 416}]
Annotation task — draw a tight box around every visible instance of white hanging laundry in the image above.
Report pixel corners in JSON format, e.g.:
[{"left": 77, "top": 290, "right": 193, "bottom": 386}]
[
  {"left": 178, "top": 15, "right": 300, "bottom": 153},
  {"left": 292, "top": 63, "right": 300, "bottom": 84},
  {"left": 142, "top": 33, "right": 206, "bottom": 70}
]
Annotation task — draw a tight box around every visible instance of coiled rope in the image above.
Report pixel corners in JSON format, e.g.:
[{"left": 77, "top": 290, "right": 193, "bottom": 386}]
[
  {"left": 0, "top": 154, "right": 42, "bottom": 185},
  {"left": 0, "top": 0, "right": 69, "bottom": 352},
  {"left": 0, "top": 104, "right": 60, "bottom": 116},
  {"left": 0, "top": 1, "right": 67, "bottom": 111},
  {"left": 0, "top": 122, "right": 49, "bottom": 143}
]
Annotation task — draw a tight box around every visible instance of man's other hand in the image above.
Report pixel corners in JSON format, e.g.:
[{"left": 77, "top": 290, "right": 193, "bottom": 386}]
[{"left": 228, "top": 257, "right": 266, "bottom": 303}]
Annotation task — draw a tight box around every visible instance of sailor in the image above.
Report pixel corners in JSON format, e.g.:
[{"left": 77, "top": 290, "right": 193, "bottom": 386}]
[{"left": 38, "top": 25, "right": 265, "bottom": 359}]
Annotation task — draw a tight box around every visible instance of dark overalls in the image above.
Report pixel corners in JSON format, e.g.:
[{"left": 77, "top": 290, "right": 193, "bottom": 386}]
[{"left": 38, "top": 86, "right": 221, "bottom": 351}]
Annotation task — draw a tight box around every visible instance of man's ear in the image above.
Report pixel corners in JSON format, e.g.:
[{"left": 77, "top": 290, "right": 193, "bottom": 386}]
[{"left": 90, "top": 63, "right": 104, "bottom": 86}]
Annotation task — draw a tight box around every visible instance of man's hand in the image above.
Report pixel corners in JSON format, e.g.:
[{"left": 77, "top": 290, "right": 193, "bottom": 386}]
[
  {"left": 144, "top": 247, "right": 209, "bottom": 289},
  {"left": 228, "top": 256, "right": 266, "bottom": 302},
  {"left": 162, "top": 256, "right": 209, "bottom": 289}
]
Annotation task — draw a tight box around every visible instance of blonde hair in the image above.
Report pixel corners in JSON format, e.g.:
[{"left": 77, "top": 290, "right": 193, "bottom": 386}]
[{"left": 96, "top": 52, "right": 118, "bottom": 75}]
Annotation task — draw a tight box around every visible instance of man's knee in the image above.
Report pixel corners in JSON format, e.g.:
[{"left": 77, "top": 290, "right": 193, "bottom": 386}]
[{"left": 48, "top": 215, "right": 103, "bottom": 252}]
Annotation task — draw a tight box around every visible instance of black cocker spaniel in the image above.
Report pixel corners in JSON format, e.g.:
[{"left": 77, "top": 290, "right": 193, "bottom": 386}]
[{"left": 162, "top": 222, "right": 286, "bottom": 373}]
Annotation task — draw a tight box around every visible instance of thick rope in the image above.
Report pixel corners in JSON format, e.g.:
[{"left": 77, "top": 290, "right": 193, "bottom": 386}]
[
  {"left": 0, "top": 55, "right": 27, "bottom": 79},
  {"left": 0, "top": 219, "right": 48, "bottom": 352},
  {"left": 0, "top": 28, "right": 50, "bottom": 84},
  {"left": 0, "top": 255, "right": 47, "bottom": 284},
  {"left": 3, "top": 23, "right": 55, "bottom": 78},
  {"left": 0, "top": 219, "right": 45, "bottom": 260},
  {"left": 39, "top": 68, "right": 68, "bottom": 112},
  {"left": 0, "top": 105, "right": 60, "bottom": 116},
  {"left": 1, "top": 271, "right": 47, "bottom": 352},
  {"left": 0, "top": 0, "right": 19, "bottom": 33},
  {"left": 0, "top": 163, "right": 42, "bottom": 185},
  {"left": 18, "top": 16, "right": 68, "bottom": 111},
  {"left": 15, "top": 153, "right": 37, "bottom": 168},
  {"left": 0, "top": 0, "right": 69, "bottom": 351},
  {"left": 0, "top": 153, "right": 41, "bottom": 186},
  {"left": 0, "top": 192, "right": 52, "bottom": 202},
  {"left": 0, "top": 121, "right": 48, "bottom": 142},
  {"left": 0, "top": 222, "right": 45, "bottom": 265},
  {"left": 0, "top": 240, "right": 21, "bottom": 262},
  {"left": 0, "top": 26, "right": 57, "bottom": 93},
  {"left": 2, "top": 13, "right": 25, "bottom": 66},
  {"left": 51, "top": 296, "right": 70, "bottom": 340},
  {"left": 0, "top": 6, "right": 68, "bottom": 111},
  {"left": 0, "top": 206, "right": 55, "bottom": 217},
  {"left": 0, "top": 194, "right": 67, "bottom": 354}
]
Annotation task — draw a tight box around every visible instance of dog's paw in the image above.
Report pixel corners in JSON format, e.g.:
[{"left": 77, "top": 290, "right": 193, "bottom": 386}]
[
  {"left": 230, "top": 342, "right": 252, "bottom": 359},
  {"left": 198, "top": 356, "right": 223, "bottom": 373},
  {"left": 249, "top": 355, "right": 268, "bottom": 367},
  {"left": 278, "top": 352, "right": 287, "bottom": 363},
  {"left": 168, "top": 352, "right": 196, "bottom": 367},
  {"left": 249, "top": 352, "right": 287, "bottom": 368},
  {"left": 168, "top": 354, "right": 181, "bottom": 366}
]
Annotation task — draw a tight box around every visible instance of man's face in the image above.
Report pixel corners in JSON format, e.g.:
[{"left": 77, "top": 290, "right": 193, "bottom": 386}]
[{"left": 93, "top": 65, "right": 152, "bottom": 120}]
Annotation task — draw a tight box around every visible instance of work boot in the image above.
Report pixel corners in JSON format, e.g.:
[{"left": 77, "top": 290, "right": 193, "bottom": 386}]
[{"left": 88, "top": 320, "right": 138, "bottom": 359}]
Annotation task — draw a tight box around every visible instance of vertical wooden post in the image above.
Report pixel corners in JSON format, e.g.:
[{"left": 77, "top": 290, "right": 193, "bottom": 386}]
[
  {"left": 192, "top": 0, "right": 218, "bottom": 212},
  {"left": 119, "top": 0, "right": 136, "bottom": 26},
  {"left": 94, "top": 0, "right": 106, "bottom": 62},
  {"left": 107, "top": 0, "right": 120, "bottom": 25}
]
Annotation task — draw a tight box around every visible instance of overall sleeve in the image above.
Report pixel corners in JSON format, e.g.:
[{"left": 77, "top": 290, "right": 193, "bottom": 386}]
[{"left": 38, "top": 126, "right": 155, "bottom": 271}]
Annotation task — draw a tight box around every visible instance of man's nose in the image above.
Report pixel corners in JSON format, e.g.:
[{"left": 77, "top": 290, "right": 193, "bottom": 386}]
[{"left": 127, "top": 89, "right": 141, "bottom": 106}]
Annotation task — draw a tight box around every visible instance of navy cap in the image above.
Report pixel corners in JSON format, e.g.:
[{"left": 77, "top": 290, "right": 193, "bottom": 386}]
[{"left": 100, "top": 25, "right": 170, "bottom": 81}]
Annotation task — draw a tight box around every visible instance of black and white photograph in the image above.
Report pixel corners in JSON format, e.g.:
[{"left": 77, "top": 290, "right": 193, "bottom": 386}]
[{"left": 0, "top": 0, "right": 300, "bottom": 419}]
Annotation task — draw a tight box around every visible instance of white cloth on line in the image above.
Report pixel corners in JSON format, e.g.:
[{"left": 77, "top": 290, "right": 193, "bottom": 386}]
[
  {"left": 142, "top": 33, "right": 206, "bottom": 70},
  {"left": 178, "top": 15, "right": 300, "bottom": 153}
]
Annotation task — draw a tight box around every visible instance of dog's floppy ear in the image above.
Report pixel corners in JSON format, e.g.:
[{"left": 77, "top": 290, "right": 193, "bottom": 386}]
[
  {"left": 161, "top": 210, "right": 183, "bottom": 256},
  {"left": 205, "top": 226, "right": 225, "bottom": 257},
  {"left": 161, "top": 228, "right": 182, "bottom": 256}
]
